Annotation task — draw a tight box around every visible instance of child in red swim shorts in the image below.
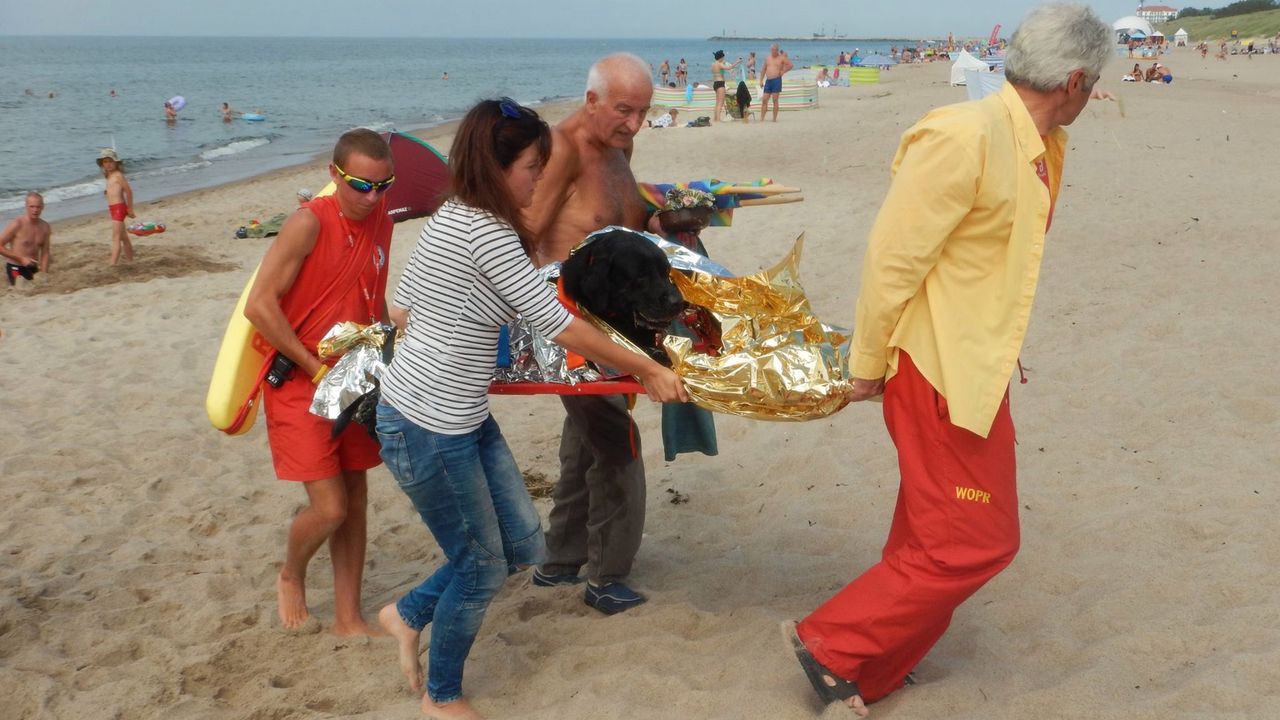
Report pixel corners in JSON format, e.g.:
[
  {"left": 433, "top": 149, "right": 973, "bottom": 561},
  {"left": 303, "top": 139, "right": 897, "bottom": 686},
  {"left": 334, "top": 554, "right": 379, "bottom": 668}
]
[{"left": 96, "top": 148, "right": 134, "bottom": 265}]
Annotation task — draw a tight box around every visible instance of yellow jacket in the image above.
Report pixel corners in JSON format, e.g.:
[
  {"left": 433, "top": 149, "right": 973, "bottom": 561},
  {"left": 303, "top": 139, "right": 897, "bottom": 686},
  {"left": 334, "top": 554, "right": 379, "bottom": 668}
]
[{"left": 852, "top": 82, "right": 1066, "bottom": 437}]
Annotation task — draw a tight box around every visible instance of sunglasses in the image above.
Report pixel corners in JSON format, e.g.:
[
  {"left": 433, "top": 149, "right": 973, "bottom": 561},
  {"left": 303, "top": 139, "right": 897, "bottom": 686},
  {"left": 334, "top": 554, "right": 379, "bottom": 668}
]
[
  {"left": 333, "top": 162, "right": 395, "bottom": 194},
  {"left": 498, "top": 97, "right": 525, "bottom": 119}
]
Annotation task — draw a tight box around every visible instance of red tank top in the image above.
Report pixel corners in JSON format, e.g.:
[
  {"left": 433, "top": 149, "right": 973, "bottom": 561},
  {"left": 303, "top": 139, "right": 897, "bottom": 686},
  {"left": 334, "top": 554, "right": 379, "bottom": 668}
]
[{"left": 279, "top": 195, "right": 392, "bottom": 350}]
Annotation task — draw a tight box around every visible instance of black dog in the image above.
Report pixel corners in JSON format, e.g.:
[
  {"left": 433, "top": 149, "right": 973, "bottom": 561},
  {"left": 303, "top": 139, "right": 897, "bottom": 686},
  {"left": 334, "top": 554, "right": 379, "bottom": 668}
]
[{"left": 560, "top": 229, "right": 686, "bottom": 364}]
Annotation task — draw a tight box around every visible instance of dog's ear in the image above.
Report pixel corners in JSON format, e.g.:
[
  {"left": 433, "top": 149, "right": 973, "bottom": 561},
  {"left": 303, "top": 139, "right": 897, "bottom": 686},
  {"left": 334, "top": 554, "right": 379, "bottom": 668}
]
[{"left": 561, "top": 241, "right": 614, "bottom": 316}]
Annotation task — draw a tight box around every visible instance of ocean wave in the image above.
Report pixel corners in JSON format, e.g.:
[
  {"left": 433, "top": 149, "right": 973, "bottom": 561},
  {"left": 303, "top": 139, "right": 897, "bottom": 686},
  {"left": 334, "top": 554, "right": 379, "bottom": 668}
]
[
  {"left": 0, "top": 179, "right": 105, "bottom": 212},
  {"left": 138, "top": 161, "right": 214, "bottom": 178},
  {"left": 0, "top": 159, "right": 215, "bottom": 212},
  {"left": 199, "top": 137, "right": 270, "bottom": 161}
]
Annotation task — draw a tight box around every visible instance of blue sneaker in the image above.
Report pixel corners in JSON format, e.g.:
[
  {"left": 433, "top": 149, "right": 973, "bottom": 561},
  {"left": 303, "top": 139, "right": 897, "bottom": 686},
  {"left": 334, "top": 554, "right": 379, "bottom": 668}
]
[
  {"left": 532, "top": 567, "right": 584, "bottom": 587},
  {"left": 584, "top": 582, "right": 647, "bottom": 615}
]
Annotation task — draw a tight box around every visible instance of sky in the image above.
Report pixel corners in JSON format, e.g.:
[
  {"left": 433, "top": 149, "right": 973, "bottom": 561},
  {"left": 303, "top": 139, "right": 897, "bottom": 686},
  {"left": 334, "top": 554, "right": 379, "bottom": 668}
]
[{"left": 5, "top": 1, "right": 1145, "bottom": 38}]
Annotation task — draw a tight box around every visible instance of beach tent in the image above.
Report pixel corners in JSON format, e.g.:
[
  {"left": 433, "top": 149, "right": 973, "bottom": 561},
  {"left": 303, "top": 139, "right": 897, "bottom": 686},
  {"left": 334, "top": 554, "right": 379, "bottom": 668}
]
[
  {"left": 1113, "top": 15, "right": 1154, "bottom": 38},
  {"left": 1174, "top": 28, "right": 1189, "bottom": 46},
  {"left": 317, "top": 131, "right": 450, "bottom": 223},
  {"left": 950, "top": 50, "right": 988, "bottom": 85},
  {"left": 963, "top": 69, "right": 1005, "bottom": 100}
]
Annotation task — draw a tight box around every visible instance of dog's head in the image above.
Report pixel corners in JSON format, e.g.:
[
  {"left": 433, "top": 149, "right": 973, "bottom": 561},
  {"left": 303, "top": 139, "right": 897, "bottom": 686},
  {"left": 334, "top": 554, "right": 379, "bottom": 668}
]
[{"left": 560, "top": 229, "right": 685, "bottom": 354}]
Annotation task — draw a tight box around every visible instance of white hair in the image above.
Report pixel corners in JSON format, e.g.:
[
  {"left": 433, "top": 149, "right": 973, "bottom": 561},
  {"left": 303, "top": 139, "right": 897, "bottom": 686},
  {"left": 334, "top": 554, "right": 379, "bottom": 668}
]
[
  {"left": 1003, "top": 3, "right": 1112, "bottom": 92},
  {"left": 585, "top": 53, "right": 650, "bottom": 101}
]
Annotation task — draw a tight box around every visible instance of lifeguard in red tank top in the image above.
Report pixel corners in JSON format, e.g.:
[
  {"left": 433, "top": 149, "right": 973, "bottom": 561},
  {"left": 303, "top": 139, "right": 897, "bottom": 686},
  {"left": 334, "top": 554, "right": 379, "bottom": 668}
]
[{"left": 264, "top": 193, "right": 392, "bottom": 482}]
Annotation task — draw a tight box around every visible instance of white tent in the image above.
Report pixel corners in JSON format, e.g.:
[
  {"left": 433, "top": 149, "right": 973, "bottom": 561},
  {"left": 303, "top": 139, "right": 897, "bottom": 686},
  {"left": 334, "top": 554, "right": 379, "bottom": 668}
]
[
  {"left": 964, "top": 70, "right": 1005, "bottom": 101},
  {"left": 1112, "top": 15, "right": 1155, "bottom": 37},
  {"left": 1174, "top": 28, "right": 1189, "bottom": 45},
  {"left": 950, "top": 50, "right": 989, "bottom": 85}
]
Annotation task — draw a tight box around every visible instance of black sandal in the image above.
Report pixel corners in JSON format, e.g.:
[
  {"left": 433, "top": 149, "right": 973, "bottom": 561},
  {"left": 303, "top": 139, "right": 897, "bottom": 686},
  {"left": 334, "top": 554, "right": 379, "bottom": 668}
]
[{"left": 782, "top": 621, "right": 862, "bottom": 705}]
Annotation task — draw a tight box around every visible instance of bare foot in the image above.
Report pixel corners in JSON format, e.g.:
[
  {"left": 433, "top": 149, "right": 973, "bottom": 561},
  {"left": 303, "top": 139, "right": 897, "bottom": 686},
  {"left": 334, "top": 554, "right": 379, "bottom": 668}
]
[
  {"left": 845, "top": 694, "right": 870, "bottom": 717},
  {"left": 422, "top": 696, "right": 484, "bottom": 720},
  {"left": 333, "top": 617, "right": 386, "bottom": 638},
  {"left": 378, "top": 603, "right": 423, "bottom": 693},
  {"left": 277, "top": 571, "right": 309, "bottom": 629}
]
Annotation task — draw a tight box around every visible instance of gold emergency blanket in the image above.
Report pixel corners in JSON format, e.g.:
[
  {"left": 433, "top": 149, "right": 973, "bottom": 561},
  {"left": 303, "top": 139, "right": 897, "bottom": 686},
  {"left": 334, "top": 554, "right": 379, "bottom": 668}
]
[
  {"left": 663, "top": 234, "right": 853, "bottom": 421},
  {"left": 309, "top": 322, "right": 393, "bottom": 420}
]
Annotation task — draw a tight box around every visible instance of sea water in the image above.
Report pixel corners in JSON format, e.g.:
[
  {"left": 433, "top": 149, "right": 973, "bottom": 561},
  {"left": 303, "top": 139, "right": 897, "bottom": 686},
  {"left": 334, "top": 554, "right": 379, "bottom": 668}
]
[{"left": 0, "top": 36, "right": 899, "bottom": 220}]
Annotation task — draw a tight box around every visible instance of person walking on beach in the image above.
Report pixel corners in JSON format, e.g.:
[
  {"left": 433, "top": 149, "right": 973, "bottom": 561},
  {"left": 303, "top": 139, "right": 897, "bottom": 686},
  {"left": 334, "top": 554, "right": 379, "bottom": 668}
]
[
  {"left": 659, "top": 59, "right": 670, "bottom": 86},
  {"left": 676, "top": 57, "right": 687, "bottom": 86},
  {"left": 375, "top": 97, "right": 686, "bottom": 720},
  {"left": 1, "top": 192, "right": 52, "bottom": 286},
  {"left": 759, "top": 43, "right": 793, "bottom": 122},
  {"left": 97, "top": 149, "right": 134, "bottom": 265},
  {"left": 523, "top": 53, "right": 672, "bottom": 615},
  {"left": 243, "top": 128, "right": 395, "bottom": 636},
  {"left": 747, "top": 51, "right": 758, "bottom": 80},
  {"left": 710, "top": 50, "right": 741, "bottom": 123},
  {"left": 783, "top": 4, "right": 1112, "bottom": 715}
]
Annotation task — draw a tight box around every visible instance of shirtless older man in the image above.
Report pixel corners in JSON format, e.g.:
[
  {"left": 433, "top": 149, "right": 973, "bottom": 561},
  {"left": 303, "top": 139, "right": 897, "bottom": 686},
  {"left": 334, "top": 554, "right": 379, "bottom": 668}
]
[
  {"left": 1, "top": 192, "right": 52, "bottom": 286},
  {"left": 759, "top": 43, "right": 794, "bottom": 122},
  {"left": 523, "top": 53, "right": 665, "bottom": 614}
]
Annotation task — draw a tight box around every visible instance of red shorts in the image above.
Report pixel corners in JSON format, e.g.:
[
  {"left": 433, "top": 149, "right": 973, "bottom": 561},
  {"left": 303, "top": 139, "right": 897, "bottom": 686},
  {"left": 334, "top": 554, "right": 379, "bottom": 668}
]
[
  {"left": 263, "top": 375, "right": 382, "bottom": 481},
  {"left": 108, "top": 203, "right": 128, "bottom": 222}
]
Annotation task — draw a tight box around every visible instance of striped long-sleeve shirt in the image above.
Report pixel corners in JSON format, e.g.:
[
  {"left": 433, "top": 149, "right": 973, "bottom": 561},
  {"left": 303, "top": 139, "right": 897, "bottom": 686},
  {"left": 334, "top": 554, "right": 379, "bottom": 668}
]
[{"left": 380, "top": 200, "right": 573, "bottom": 434}]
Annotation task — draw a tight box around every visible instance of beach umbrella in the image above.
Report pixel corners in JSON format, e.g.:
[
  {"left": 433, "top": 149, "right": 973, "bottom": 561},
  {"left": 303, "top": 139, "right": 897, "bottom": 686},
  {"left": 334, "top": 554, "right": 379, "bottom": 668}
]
[
  {"left": 381, "top": 132, "right": 450, "bottom": 223},
  {"left": 1128, "top": 30, "right": 1148, "bottom": 39},
  {"left": 857, "top": 54, "right": 897, "bottom": 67},
  {"left": 319, "top": 132, "right": 450, "bottom": 222}
]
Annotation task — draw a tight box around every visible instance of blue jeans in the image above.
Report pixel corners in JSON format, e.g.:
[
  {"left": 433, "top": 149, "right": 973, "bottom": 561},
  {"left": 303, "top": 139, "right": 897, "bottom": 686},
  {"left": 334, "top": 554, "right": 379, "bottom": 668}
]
[{"left": 376, "top": 402, "right": 546, "bottom": 704}]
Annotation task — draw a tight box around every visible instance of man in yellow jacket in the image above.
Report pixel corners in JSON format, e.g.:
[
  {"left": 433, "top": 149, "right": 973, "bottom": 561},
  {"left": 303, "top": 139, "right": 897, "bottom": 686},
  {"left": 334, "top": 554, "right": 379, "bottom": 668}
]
[{"left": 785, "top": 4, "right": 1114, "bottom": 714}]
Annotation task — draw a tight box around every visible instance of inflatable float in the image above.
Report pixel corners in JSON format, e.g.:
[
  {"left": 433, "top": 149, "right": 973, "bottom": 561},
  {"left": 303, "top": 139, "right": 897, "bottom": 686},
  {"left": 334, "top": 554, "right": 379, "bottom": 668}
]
[
  {"left": 206, "top": 183, "right": 338, "bottom": 435},
  {"left": 127, "top": 221, "right": 166, "bottom": 236},
  {"left": 241, "top": 113, "right": 266, "bottom": 122},
  {"left": 167, "top": 95, "right": 186, "bottom": 111}
]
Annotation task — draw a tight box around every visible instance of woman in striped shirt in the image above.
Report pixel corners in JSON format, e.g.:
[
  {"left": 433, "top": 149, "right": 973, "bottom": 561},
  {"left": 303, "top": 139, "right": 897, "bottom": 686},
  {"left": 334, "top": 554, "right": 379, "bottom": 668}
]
[{"left": 375, "top": 98, "right": 686, "bottom": 720}]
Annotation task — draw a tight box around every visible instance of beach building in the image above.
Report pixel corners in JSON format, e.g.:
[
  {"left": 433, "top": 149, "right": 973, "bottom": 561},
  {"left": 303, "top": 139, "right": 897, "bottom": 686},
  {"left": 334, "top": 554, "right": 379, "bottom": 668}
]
[{"left": 1137, "top": 5, "right": 1178, "bottom": 24}]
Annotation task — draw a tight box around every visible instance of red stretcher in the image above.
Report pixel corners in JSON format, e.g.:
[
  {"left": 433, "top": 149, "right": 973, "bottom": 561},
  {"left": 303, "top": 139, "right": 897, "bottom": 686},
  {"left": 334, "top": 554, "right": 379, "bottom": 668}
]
[{"left": 489, "top": 379, "right": 645, "bottom": 395}]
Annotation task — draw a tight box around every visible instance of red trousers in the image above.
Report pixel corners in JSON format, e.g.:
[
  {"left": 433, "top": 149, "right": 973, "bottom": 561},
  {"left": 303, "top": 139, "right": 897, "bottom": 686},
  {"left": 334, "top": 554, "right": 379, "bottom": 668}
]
[{"left": 797, "top": 351, "right": 1019, "bottom": 703}]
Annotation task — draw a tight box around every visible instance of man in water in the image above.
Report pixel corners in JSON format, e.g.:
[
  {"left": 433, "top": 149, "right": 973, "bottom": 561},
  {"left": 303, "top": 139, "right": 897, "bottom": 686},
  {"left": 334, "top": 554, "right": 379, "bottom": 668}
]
[
  {"left": 243, "top": 128, "right": 394, "bottom": 636},
  {"left": 1, "top": 192, "right": 52, "bottom": 286},
  {"left": 523, "top": 52, "right": 667, "bottom": 615},
  {"left": 784, "top": 4, "right": 1113, "bottom": 715},
  {"left": 759, "top": 43, "right": 794, "bottom": 122}
]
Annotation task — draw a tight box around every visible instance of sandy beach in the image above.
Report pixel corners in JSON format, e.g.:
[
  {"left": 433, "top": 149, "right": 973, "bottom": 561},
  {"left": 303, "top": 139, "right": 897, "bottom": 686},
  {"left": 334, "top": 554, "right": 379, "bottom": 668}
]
[{"left": 3, "top": 50, "right": 1278, "bottom": 719}]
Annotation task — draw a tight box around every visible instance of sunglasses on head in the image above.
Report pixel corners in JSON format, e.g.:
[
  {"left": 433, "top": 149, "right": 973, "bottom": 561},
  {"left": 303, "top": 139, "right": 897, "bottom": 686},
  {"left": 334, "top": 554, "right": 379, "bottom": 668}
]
[
  {"left": 498, "top": 97, "right": 526, "bottom": 119},
  {"left": 333, "top": 162, "right": 395, "bottom": 194}
]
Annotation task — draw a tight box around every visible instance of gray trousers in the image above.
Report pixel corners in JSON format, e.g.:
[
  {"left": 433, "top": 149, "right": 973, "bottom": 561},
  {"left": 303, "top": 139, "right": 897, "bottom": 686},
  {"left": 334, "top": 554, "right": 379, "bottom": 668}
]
[{"left": 542, "top": 393, "right": 646, "bottom": 584}]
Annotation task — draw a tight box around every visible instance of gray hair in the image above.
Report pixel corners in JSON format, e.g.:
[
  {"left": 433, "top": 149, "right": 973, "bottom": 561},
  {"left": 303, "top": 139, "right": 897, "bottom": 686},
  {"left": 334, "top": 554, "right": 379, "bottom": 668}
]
[
  {"left": 26, "top": 191, "right": 44, "bottom": 201},
  {"left": 1004, "top": 3, "right": 1112, "bottom": 92},
  {"left": 585, "top": 53, "right": 650, "bottom": 101}
]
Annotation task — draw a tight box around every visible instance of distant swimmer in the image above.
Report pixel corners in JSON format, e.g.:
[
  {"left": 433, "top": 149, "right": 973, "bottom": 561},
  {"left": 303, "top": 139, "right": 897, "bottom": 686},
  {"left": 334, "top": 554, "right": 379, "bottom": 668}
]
[
  {"left": 441, "top": 71, "right": 449, "bottom": 80},
  {"left": 220, "top": 102, "right": 241, "bottom": 121},
  {"left": 96, "top": 149, "right": 135, "bottom": 265},
  {"left": 47, "top": 91, "right": 56, "bottom": 99},
  {"left": 1, "top": 192, "right": 52, "bottom": 287},
  {"left": 109, "top": 88, "right": 117, "bottom": 97},
  {"left": 164, "top": 101, "right": 177, "bottom": 121}
]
